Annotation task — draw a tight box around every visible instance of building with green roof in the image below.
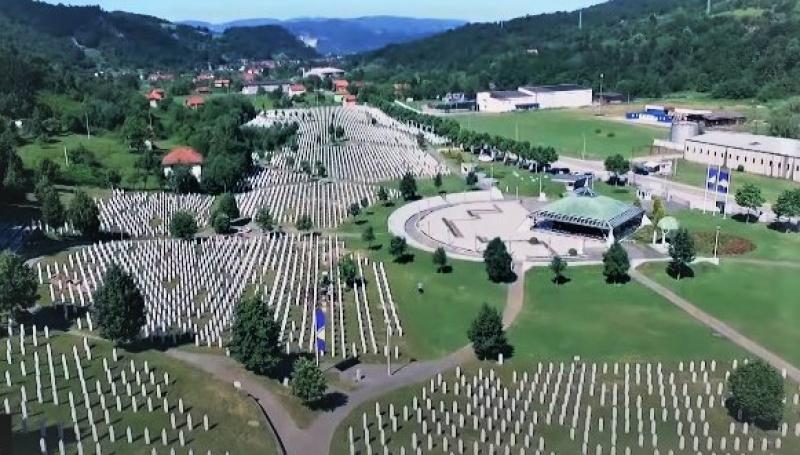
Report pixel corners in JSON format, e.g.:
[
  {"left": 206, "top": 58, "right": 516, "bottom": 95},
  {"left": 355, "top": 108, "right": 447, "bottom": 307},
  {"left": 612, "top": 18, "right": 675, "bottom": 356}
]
[{"left": 531, "top": 188, "right": 645, "bottom": 245}]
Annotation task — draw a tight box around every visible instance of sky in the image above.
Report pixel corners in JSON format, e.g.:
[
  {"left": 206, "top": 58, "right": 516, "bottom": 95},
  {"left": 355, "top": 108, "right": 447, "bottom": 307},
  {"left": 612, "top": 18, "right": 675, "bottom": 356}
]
[{"left": 43, "top": 0, "right": 603, "bottom": 23}]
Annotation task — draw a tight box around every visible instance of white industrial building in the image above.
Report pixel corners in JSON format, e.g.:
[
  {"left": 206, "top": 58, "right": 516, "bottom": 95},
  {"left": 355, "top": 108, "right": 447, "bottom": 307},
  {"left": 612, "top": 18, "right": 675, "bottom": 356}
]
[
  {"left": 684, "top": 132, "right": 800, "bottom": 182},
  {"left": 302, "top": 67, "right": 345, "bottom": 79},
  {"left": 241, "top": 80, "right": 292, "bottom": 95},
  {"left": 476, "top": 84, "right": 593, "bottom": 113}
]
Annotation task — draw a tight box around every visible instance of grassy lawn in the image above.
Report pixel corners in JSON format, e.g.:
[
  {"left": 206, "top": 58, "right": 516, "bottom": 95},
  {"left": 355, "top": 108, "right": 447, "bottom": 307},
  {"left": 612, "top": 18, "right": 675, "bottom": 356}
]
[
  {"left": 453, "top": 109, "right": 666, "bottom": 160},
  {"left": 506, "top": 266, "right": 743, "bottom": 363},
  {"left": 6, "top": 332, "right": 276, "bottom": 454},
  {"left": 19, "top": 133, "right": 161, "bottom": 190},
  {"left": 640, "top": 261, "right": 800, "bottom": 366},
  {"left": 670, "top": 209, "right": 800, "bottom": 261},
  {"left": 669, "top": 158, "right": 800, "bottom": 203},
  {"left": 336, "top": 178, "right": 508, "bottom": 359}
]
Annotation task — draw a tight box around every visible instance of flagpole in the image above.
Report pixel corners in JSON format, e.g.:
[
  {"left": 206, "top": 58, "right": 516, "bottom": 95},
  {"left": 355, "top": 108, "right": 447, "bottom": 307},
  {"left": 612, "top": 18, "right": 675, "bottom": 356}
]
[
  {"left": 723, "top": 167, "right": 730, "bottom": 219},
  {"left": 314, "top": 306, "right": 319, "bottom": 367},
  {"left": 716, "top": 163, "right": 722, "bottom": 216},
  {"left": 702, "top": 164, "right": 709, "bottom": 214}
]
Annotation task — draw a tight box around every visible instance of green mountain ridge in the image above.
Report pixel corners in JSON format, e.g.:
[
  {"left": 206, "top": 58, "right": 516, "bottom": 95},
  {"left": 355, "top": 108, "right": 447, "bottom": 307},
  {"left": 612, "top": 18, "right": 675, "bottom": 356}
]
[
  {"left": 0, "top": 0, "right": 318, "bottom": 70},
  {"left": 354, "top": 0, "right": 800, "bottom": 100}
]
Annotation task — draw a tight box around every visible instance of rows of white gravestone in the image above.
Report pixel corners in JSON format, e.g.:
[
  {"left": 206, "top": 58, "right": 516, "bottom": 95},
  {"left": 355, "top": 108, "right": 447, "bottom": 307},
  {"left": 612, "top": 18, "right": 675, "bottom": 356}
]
[
  {"left": 0, "top": 325, "right": 226, "bottom": 454},
  {"left": 235, "top": 181, "right": 398, "bottom": 230},
  {"left": 96, "top": 190, "right": 215, "bottom": 237},
  {"left": 37, "top": 234, "right": 406, "bottom": 358},
  {"left": 246, "top": 106, "right": 448, "bottom": 182},
  {"left": 345, "top": 360, "right": 800, "bottom": 455},
  {"left": 243, "top": 167, "right": 311, "bottom": 191},
  {"left": 250, "top": 234, "right": 405, "bottom": 360},
  {"left": 361, "top": 105, "right": 451, "bottom": 147}
]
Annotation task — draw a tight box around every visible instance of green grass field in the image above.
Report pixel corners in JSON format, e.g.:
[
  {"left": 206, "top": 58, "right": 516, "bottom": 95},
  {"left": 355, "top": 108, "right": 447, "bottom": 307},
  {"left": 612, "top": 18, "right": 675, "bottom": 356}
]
[
  {"left": 507, "top": 266, "right": 743, "bottom": 363},
  {"left": 669, "top": 159, "right": 800, "bottom": 203},
  {"left": 454, "top": 109, "right": 666, "bottom": 160},
  {"left": 640, "top": 262, "right": 800, "bottom": 366},
  {"left": 336, "top": 178, "right": 508, "bottom": 359}
]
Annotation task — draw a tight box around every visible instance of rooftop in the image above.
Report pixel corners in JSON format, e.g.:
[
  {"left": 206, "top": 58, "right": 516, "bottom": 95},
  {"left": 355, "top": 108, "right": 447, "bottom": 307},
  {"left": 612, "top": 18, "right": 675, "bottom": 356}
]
[
  {"left": 489, "top": 90, "right": 529, "bottom": 100},
  {"left": 162, "top": 146, "right": 204, "bottom": 167},
  {"left": 520, "top": 84, "right": 590, "bottom": 93},
  {"left": 686, "top": 132, "right": 800, "bottom": 158},
  {"left": 532, "top": 191, "right": 644, "bottom": 230}
]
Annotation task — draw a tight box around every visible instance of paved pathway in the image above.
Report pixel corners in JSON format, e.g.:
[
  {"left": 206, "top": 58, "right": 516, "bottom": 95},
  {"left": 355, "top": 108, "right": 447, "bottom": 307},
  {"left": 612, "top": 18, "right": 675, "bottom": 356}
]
[
  {"left": 630, "top": 268, "right": 800, "bottom": 383},
  {"left": 167, "top": 271, "right": 527, "bottom": 455}
]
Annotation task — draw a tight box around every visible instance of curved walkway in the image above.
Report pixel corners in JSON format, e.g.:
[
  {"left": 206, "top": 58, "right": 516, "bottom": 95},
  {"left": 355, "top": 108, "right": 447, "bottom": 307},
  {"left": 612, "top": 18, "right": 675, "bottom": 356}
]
[
  {"left": 631, "top": 267, "right": 800, "bottom": 383},
  {"left": 166, "top": 269, "right": 528, "bottom": 455}
]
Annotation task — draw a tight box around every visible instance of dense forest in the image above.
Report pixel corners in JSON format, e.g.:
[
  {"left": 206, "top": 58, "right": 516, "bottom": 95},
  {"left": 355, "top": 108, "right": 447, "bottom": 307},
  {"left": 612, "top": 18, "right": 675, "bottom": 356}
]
[
  {"left": 353, "top": 0, "right": 800, "bottom": 101},
  {"left": 0, "top": 0, "right": 317, "bottom": 70}
]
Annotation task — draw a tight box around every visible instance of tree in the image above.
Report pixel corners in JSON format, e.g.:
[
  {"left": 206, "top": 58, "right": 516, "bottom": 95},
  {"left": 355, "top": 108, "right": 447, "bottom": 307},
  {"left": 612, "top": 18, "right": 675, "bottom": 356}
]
[
  {"left": 362, "top": 225, "right": 376, "bottom": 247},
  {"left": 360, "top": 197, "right": 369, "bottom": 211},
  {"left": 215, "top": 192, "right": 240, "bottom": 220},
  {"left": 0, "top": 251, "right": 37, "bottom": 319},
  {"left": 256, "top": 207, "right": 274, "bottom": 231},
  {"left": 170, "top": 211, "right": 197, "bottom": 240},
  {"left": 728, "top": 360, "right": 784, "bottom": 429},
  {"left": 549, "top": 256, "right": 567, "bottom": 284},
  {"left": 772, "top": 189, "right": 800, "bottom": 229},
  {"left": 433, "top": 172, "right": 443, "bottom": 192},
  {"left": 315, "top": 160, "right": 327, "bottom": 178},
  {"left": 93, "top": 265, "right": 146, "bottom": 344},
  {"left": 603, "top": 241, "right": 630, "bottom": 284},
  {"left": 291, "top": 357, "right": 327, "bottom": 404},
  {"left": 68, "top": 191, "right": 101, "bottom": 238},
  {"left": 399, "top": 172, "right": 417, "bottom": 200},
  {"left": 735, "top": 183, "right": 765, "bottom": 223},
  {"left": 168, "top": 167, "right": 200, "bottom": 194},
  {"left": 338, "top": 255, "right": 359, "bottom": 288},
  {"left": 212, "top": 212, "right": 231, "bottom": 234},
  {"left": 348, "top": 202, "right": 361, "bottom": 219},
  {"left": 377, "top": 186, "right": 389, "bottom": 205},
  {"left": 389, "top": 236, "right": 407, "bottom": 261},
  {"left": 466, "top": 171, "right": 478, "bottom": 187},
  {"left": 651, "top": 197, "right": 666, "bottom": 226},
  {"left": 300, "top": 160, "right": 312, "bottom": 175},
  {"left": 40, "top": 185, "right": 66, "bottom": 230},
  {"left": 604, "top": 154, "right": 630, "bottom": 185},
  {"left": 483, "top": 237, "right": 513, "bottom": 283},
  {"left": 433, "top": 247, "right": 448, "bottom": 272},
  {"left": 467, "top": 303, "right": 509, "bottom": 361},
  {"left": 296, "top": 214, "right": 313, "bottom": 231},
  {"left": 230, "top": 295, "right": 283, "bottom": 375},
  {"left": 668, "top": 228, "right": 696, "bottom": 279}
]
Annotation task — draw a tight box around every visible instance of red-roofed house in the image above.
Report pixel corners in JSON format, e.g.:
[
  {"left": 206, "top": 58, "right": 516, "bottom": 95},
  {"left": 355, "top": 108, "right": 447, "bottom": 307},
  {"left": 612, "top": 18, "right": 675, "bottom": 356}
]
[
  {"left": 162, "top": 146, "right": 204, "bottom": 181},
  {"left": 146, "top": 89, "right": 166, "bottom": 108},
  {"left": 342, "top": 94, "right": 357, "bottom": 107},
  {"left": 185, "top": 96, "right": 205, "bottom": 109},
  {"left": 289, "top": 84, "right": 306, "bottom": 98},
  {"left": 333, "top": 79, "right": 349, "bottom": 94}
]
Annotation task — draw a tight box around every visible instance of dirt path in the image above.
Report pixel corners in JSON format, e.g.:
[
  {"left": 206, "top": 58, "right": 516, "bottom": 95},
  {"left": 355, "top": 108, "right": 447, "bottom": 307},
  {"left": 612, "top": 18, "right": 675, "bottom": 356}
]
[
  {"left": 166, "top": 271, "right": 528, "bottom": 455},
  {"left": 630, "top": 268, "right": 800, "bottom": 383}
]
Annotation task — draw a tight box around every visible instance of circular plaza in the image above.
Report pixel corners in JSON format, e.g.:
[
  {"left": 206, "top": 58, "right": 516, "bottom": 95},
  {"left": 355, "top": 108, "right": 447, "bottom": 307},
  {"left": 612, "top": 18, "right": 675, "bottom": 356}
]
[{"left": 387, "top": 189, "right": 637, "bottom": 264}]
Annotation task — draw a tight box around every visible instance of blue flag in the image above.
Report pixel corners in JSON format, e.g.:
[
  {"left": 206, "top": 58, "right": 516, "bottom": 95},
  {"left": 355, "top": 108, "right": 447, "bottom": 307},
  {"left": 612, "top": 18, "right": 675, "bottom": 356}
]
[
  {"left": 315, "top": 307, "right": 326, "bottom": 354},
  {"left": 705, "top": 167, "right": 719, "bottom": 192},
  {"left": 716, "top": 170, "right": 731, "bottom": 194}
]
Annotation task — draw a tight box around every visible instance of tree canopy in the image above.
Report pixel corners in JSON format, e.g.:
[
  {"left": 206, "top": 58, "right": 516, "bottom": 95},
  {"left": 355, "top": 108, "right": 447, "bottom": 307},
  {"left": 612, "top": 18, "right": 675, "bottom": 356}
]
[
  {"left": 93, "top": 264, "right": 146, "bottom": 344},
  {"left": 399, "top": 172, "right": 418, "bottom": 201},
  {"left": 603, "top": 241, "right": 630, "bottom": 284},
  {"left": 467, "top": 303, "right": 510, "bottom": 361},
  {"left": 230, "top": 295, "right": 283, "bottom": 375},
  {"left": 0, "top": 251, "right": 37, "bottom": 318},
  {"left": 483, "top": 237, "right": 514, "bottom": 283},
  {"left": 68, "top": 190, "right": 101, "bottom": 238},
  {"left": 290, "top": 357, "right": 327, "bottom": 404},
  {"left": 735, "top": 183, "right": 765, "bottom": 222},
  {"left": 170, "top": 211, "right": 198, "bottom": 240},
  {"left": 668, "top": 228, "right": 696, "bottom": 279},
  {"left": 728, "top": 360, "right": 784, "bottom": 429}
]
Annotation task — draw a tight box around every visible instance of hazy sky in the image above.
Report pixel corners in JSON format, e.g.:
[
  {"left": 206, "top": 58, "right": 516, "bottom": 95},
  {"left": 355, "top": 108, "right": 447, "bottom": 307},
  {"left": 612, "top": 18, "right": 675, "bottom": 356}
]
[{"left": 43, "top": 0, "right": 603, "bottom": 22}]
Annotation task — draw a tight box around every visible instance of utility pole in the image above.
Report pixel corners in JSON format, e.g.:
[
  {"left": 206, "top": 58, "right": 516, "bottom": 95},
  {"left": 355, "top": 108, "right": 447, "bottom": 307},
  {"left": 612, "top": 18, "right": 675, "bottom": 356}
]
[
  {"left": 579, "top": 10, "right": 583, "bottom": 30},
  {"left": 707, "top": 0, "right": 712, "bottom": 15},
  {"left": 85, "top": 113, "right": 91, "bottom": 139}
]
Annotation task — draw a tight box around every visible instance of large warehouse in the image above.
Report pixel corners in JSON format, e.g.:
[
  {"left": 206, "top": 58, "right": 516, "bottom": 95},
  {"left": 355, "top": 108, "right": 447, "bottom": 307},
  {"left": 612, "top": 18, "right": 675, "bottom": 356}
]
[
  {"left": 476, "top": 84, "right": 593, "bottom": 113},
  {"left": 684, "top": 132, "right": 800, "bottom": 182}
]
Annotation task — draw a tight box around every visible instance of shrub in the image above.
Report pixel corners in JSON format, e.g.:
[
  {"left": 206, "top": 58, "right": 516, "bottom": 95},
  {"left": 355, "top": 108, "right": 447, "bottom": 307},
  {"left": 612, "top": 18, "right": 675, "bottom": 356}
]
[{"left": 568, "top": 248, "right": 578, "bottom": 256}]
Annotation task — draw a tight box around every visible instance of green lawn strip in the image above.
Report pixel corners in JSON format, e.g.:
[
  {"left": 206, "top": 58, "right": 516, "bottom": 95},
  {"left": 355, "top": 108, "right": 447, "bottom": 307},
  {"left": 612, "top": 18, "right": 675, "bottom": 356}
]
[
  {"left": 337, "top": 191, "right": 507, "bottom": 360},
  {"left": 453, "top": 110, "right": 665, "bottom": 160},
  {"left": 669, "top": 159, "right": 800, "bottom": 204},
  {"left": 5, "top": 332, "right": 275, "bottom": 454},
  {"left": 640, "top": 261, "right": 800, "bottom": 367},
  {"left": 507, "top": 266, "right": 744, "bottom": 363}
]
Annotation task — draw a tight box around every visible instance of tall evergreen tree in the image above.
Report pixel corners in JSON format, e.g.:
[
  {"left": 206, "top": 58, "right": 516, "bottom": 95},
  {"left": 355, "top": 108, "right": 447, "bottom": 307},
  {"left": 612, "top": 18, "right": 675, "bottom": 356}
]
[
  {"left": 93, "top": 265, "right": 146, "bottom": 344},
  {"left": 603, "top": 241, "right": 630, "bottom": 284},
  {"left": 433, "top": 247, "right": 448, "bottom": 273},
  {"left": 230, "top": 295, "right": 282, "bottom": 375},
  {"left": 40, "top": 185, "right": 66, "bottom": 229},
  {"left": 399, "top": 172, "right": 418, "bottom": 200},
  {"left": 483, "top": 237, "right": 513, "bottom": 282},
  {"left": 467, "top": 303, "right": 509, "bottom": 361},
  {"left": 0, "top": 251, "right": 37, "bottom": 319},
  {"left": 68, "top": 191, "right": 101, "bottom": 238},
  {"left": 668, "top": 228, "right": 696, "bottom": 280}
]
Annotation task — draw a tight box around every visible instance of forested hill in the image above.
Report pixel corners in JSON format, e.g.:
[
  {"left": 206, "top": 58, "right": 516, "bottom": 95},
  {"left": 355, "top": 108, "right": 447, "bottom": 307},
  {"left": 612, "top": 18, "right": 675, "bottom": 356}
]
[
  {"left": 0, "top": 0, "right": 317, "bottom": 69},
  {"left": 355, "top": 0, "right": 800, "bottom": 100}
]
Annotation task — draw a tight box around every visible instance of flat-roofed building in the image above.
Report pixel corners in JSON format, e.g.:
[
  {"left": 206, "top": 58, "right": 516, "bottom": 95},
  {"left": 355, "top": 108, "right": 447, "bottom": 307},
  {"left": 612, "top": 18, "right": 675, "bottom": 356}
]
[
  {"left": 477, "top": 84, "right": 592, "bottom": 113},
  {"left": 684, "top": 132, "right": 800, "bottom": 182}
]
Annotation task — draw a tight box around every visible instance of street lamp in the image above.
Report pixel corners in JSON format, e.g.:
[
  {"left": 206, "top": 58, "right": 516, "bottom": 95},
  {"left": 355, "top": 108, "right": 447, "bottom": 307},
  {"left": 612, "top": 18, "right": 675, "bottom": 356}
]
[{"left": 713, "top": 226, "right": 721, "bottom": 260}]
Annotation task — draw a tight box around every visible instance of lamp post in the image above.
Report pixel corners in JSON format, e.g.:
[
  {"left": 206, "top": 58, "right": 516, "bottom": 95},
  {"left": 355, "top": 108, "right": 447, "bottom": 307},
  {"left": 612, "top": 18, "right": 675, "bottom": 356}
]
[
  {"left": 713, "top": 225, "right": 721, "bottom": 260},
  {"left": 385, "top": 325, "right": 392, "bottom": 376}
]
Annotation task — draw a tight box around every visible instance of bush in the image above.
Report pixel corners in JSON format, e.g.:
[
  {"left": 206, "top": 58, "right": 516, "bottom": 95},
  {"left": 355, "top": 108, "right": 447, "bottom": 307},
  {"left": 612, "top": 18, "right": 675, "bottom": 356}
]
[
  {"left": 170, "top": 211, "right": 197, "bottom": 240},
  {"left": 568, "top": 248, "right": 578, "bottom": 256},
  {"left": 728, "top": 360, "right": 784, "bottom": 429},
  {"left": 736, "top": 164, "right": 745, "bottom": 172},
  {"left": 528, "top": 237, "right": 540, "bottom": 245}
]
